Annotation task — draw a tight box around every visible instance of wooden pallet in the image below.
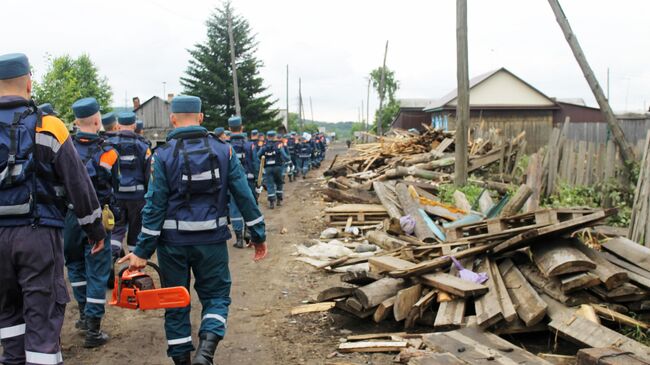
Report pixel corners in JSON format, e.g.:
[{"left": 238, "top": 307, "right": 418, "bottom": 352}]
[
  {"left": 444, "top": 208, "right": 599, "bottom": 241},
  {"left": 325, "top": 204, "right": 389, "bottom": 225}
]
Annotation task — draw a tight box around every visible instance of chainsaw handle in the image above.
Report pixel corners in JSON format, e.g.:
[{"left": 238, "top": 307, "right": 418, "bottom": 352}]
[{"left": 115, "top": 262, "right": 167, "bottom": 305}]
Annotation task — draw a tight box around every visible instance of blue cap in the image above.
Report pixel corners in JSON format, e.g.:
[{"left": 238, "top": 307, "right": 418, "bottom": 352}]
[
  {"left": 228, "top": 115, "right": 242, "bottom": 127},
  {"left": 251, "top": 129, "right": 259, "bottom": 136},
  {"left": 101, "top": 112, "right": 116, "bottom": 126},
  {"left": 171, "top": 95, "right": 201, "bottom": 113},
  {"left": 0, "top": 53, "right": 30, "bottom": 80},
  {"left": 118, "top": 111, "right": 136, "bottom": 125},
  {"left": 39, "top": 103, "right": 56, "bottom": 116},
  {"left": 267, "top": 130, "right": 276, "bottom": 137},
  {"left": 72, "top": 97, "right": 100, "bottom": 119},
  {"left": 214, "top": 127, "right": 225, "bottom": 136},
  {"left": 135, "top": 119, "right": 144, "bottom": 132},
  {"left": 225, "top": 130, "right": 231, "bottom": 137}
]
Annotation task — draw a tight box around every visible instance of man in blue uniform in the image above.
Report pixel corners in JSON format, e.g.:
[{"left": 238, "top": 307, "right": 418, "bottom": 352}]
[
  {"left": 249, "top": 129, "right": 259, "bottom": 149},
  {"left": 38, "top": 103, "right": 57, "bottom": 116},
  {"left": 227, "top": 116, "right": 260, "bottom": 248},
  {"left": 101, "top": 112, "right": 118, "bottom": 134},
  {"left": 296, "top": 134, "right": 313, "bottom": 179},
  {"left": 119, "top": 95, "right": 267, "bottom": 365},
  {"left": 108, "top": 112, "right": 151, "bottom": 254},
  {"left": 0, "top": 53, "right": 106, "bottom": 365},
  {"left": 257, "top": 130, "right": 289, "bottom": 209},
  {"left": 64, "top": 97, "right": 118, "bottom": 348},
  {"left": 286, "top": 132, "right": 298, "bottom": 182}
]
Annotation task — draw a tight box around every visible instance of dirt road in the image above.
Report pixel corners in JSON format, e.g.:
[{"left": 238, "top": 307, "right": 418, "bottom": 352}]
[{"left": 61, "top": 143, "right": 394, "bottom": 365}]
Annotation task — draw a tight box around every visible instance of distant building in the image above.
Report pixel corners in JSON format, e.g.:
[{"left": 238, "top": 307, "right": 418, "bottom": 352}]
[
  {"left": 133, "top": 94, "right": 173, "bottom": 142},
  {"left": 390, "top": 99, "right": 437, "bottom": 131}
]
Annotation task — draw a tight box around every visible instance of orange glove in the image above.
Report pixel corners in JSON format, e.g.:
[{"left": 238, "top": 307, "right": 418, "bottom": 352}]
[{"left": 253, "top": 242, "right": 268, "bottom": 262}]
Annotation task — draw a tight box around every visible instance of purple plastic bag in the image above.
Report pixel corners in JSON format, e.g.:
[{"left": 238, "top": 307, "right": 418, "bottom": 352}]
[
  {"left": 449, "top": 256, "right": 488, "bottom": 284},
  {"left": 400, "top": 215, "right": 416, "bottom": 235}
]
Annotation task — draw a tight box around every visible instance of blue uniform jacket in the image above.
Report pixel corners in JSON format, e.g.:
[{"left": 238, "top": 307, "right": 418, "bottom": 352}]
[
  {"left": 256, "top": 141, "right": 290, "bottom": 164},
  {"left": 133, "top": 126, "right": 266, "bottom": 260}
]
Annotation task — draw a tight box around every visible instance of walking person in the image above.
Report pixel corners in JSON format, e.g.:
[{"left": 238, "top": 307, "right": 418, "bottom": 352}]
[
  {"left": 296, "top": 135, "right": 313, "bottom": 179},
  {"left": 257, "top": 130, "right": 289, "bottom": 209},
  {"left": 0, "top": 53, "right": 106, "bottom": 365},
  {"left": 119, "top": 95, "right": 267, "bottom": 365}
]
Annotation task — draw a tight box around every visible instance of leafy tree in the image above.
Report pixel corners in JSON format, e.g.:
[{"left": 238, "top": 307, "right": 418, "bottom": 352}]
[
  {"left": 181, "top": 1, "right": 280, "bottom": 131},
  {"left": 370, "top": 66, "right": 399, "bottom": 133},
  {"left": 33, "top": 54, "right": 113, "bottom": 124}
]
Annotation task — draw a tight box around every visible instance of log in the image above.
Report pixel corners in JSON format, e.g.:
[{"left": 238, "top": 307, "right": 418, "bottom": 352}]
[
  {"left": 366, "top": 231, "right": 409, "bottom": 251},
  {"left": 373, "top": 296, "right": 396, "bottom": 323},
  {"left": 419, "top": 273, "right": 488, "bottom": 298},
  {"left": 393, "top": 284, "right": 422, "bottom": 321},
  {"left": 498, "top": 259, "right": 547, "bottom": 326},
  {"left": 577, "top": 347, "right": 650, "bottom": 365},
  {"left": 500, "top": 184, "right": 533, "bottom": 217},
  {"left": 573, "top": 242, "right": 628, "bottom": 290},
  {"left": 372, "top": 181, "right": 402, "bottom": 219},
  {"left": 395, "top": 183, "right": 437, "bottom": 243},
  {"left": 354, "top": 278, "right": 407, "bottom": 309},
  {"left": 345, "top": 297, "right": 365, "bottom": 312},
  {"left": 602, "top": 236, "right": 650, "bottom": 272},
  {"left": 321, "top": 187, "right": 379, "bottom": 204}
]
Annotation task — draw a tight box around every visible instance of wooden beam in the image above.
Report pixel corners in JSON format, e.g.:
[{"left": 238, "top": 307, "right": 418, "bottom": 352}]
[
  {"left": 290, "top": 302, "right": 335, "bottom": 315},
  {"left": 500, "top": 184, "right": 533, "bottom": 217},
  {"left": 372, "top": 181, "right": 402, "bottom": 219},
  {"left": 393, "top": 284, "right": 422, "bottom": 321},
  {"left": 474, "top": 257, "right": 505, "bottom": 328},
  {"left": 338, "top": 341, "right": 407, "bottom": 353},
  {"left": 577, "top": 348, "right": 649, "bottom": 365},
  {"left": 531, "top": 240, "right": 596, "bottom": 277},
  {"left": 373, "top": 296, "right": 396, "bottom": 323},
  {"left": 419, "top": 272, "right": 488, "bottom": 298},
  {"left": 317, "top": 287, "right": 356, "bottom": 302},
  {"left": 602, "top": 237, "right": 650, "bottom": 272},
  {"left": 498, "top": 259, "right": 547, "bottom": 326},
  {"left": 573, "top": 242, "right": 628, "bottom": 290}
]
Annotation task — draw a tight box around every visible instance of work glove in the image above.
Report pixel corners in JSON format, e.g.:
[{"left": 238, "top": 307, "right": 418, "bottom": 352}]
[
  {"left": 255, "top": 186, "right": 263, "bottom": 194},
  {"left": 253, "top": 242, "right": 268, "bottom": 262}
]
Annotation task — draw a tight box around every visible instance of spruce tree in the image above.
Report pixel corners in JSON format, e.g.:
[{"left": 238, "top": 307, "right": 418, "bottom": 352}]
[{"left": 181, "top": 1, "right": 280, "bottom": 132}]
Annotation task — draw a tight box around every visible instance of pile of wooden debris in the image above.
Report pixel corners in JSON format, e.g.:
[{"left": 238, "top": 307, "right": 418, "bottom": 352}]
[{"left": 292, "top": 128, "right": 650, "bottom": 365}]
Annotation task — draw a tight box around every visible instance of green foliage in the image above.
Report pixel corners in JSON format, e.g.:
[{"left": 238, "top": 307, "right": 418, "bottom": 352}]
[
  {"left": 369, "top": 66, "right": 399, "bottom": 134},
  {"left": 33, "top": 54, "right": 112, "bottom": 124},
  {"left": 181, "top": 1, "right": 280, "bottom": 132},
  {"left": 544, "top": 184, "right": 599, "bottom": 208},
  {"left": 437, "top": 183, "right": 486, "bottom": 207}
]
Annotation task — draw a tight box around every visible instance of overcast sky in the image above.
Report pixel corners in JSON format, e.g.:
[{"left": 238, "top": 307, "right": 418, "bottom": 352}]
[{"left": 6, "top": 0, "right": 649, "bottom": 122}]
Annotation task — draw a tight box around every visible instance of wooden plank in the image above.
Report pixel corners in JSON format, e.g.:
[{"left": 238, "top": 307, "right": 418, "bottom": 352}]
[
  {"left": 408, "top": 353, "right": 467, "bottom": 365},
  {"left": 573, "top": 242, "right": 628, "bottom": 290},
  {"left": 335, "top": 300, "right": 375, "bottom": 319},
  {"left": 290, "top": 302, "right": 335, "bottom": 315},
  {"left": 559, "top": 272, "right": 600, "bottom": 293},
  {"left": 517, "top": 262, "right": 594, "bottom": 306},
  {"left": 346, "top": 332, "right": 410, "bottom": 341},
  {"left": 602, "top": 236, "right": 650, "bottom": 272},
  {"left": 390, "top": 243, "right": 497, "bottom": 278},
  {"left": 549, "top": 315, "right": 650, "bottom": 358},
  {"left": 372, "top": 181, "right": 402, "bottom": 219},
  {"left": 405, "top": 290, "right": 437, "bottom": 329},
  {"left": 393, "top": 284, "right": 422, "bottom": 321},
  {"left": 498, "top": 259, "right": 547, "bottom": 326},
  {"left": 500, "top": 184, "right": 533, "bottom": 217},
  {"left": 317, "top": 287, "right": 356, "bottom": 302},
  {"left": 490, "top": 258, "right": 518, "bottom": 323},
  {"left": 337, "top": 341, "right": 408, "bottom": 353},
  {"left": 531, "top": 240, "right": 596, "bottom": 277},
  {"left": 419, "top": 272, "right": 488, "bottom": 298},
  {"left": 434, "top": 260, "right": 468, "bottom": 331},
  {"left": 538, "top": 354, "right": 576, "bottom": 365},
  {"left": 368, "top": 255, "right": 415, "bottom": 274},
  {"left": 354, "top": 278, "right": 406, "bottom": 309},
  {"left": 474, "top": 257, "right": 504, "bottom": 328},
  {"left": 372, "top": 296, "right": 396, "bottom": 323},
  {"left": 395, "top": 183, "right": 437, "bottom": 243},
  {"left": 325, "top": 204, "right": 388, "bottom": 214},
  {"left": 577, "top": 347, "right": 649, "bottom": 365}
]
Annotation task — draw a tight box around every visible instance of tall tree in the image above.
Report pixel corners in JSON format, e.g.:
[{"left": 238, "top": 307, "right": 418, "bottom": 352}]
[
  {"left": 370, "top": 66, "right": 399, "bottom": 133},
  {"left": 181, "top": 1, "right": 280, "bottom": 131},
  {"left": 33, "top": 54, "right": 113, "bottom": 124}
]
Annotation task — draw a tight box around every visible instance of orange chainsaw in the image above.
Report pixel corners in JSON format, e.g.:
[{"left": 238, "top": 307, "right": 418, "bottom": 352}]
[{"left": 110, "top": 262, "right": 190, "bottom": 310}]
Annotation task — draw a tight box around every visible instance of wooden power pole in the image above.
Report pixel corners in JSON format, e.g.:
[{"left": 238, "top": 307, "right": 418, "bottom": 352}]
[
  {"left": 455, "top": 0, "right": 469, "bottom": 186},
  {"left": 366, "top": 78, "right": 371, "bottom": 142},
  {"left": 227, "top": 11, "right": 241, "bottom": 117},
  {"left": 298, "top": 78, "right": 304, "bottom": 131},
  {"left": 377, "top": 41, "right": 389, "bottom": 136},
  {"left": 285, "top": 65, "right": 289, "bottom": 130},
  {"left": 547, "top": 0, "right": 636, "bottom": 163}
]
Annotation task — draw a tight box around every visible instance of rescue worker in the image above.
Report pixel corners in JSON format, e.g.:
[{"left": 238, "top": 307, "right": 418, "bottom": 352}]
[
  {"left": 64, "top": 97, "right": 117, "bottom": 348},
  {"left": 38, "top": 103, "right": 57, "bottom": 116},
  {"left": 285, "top": 132, "right": 297, "bottom": 182},
  {"left": 257, "top": 130, "right": 289, "bottom": 209},
  {"left": 101, "top": 112, "right": 119, "bottom": 134},
  {"left": 250, "top": 129, "right": 259, "bottom": 147},
  {"left": 256, "top": 132, "right": 265, "bottom": 150},
  {"left": 0, "top": 53, "right": 106, "bottom": 365},
  {"left": 310, "top": 134, "right": 320, "bottom": 168},
  {"left": 214, "top": 127, "right": 225, "bottom": 141},
  {"left": 227, "top": 115, "right": 260, "bottom": 248},
  {"left": 224, "top": 130, "right": 231, "bottom": 142},
  {"left": 119, "top": 95, "right": 267, "bottom": 365},
  {"left": 108, "top": 112, "right": 151, "bottom": 254},
  {"left": 296, "top": 134, "right": 313, "bottom": 179},
  {"left": 135, "top": 119, "right": 144, "bottom": 135}
]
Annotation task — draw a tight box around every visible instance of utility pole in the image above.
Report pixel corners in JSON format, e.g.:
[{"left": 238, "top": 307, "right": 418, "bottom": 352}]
[
  {"left": 162, "top": 81, "right": 166, "bottom": 99},
  {"left": 547, "top": 0, "right": 635, "bottom": 163},
  {"left": 366, "top": 78, "right": 371, "bottom": 143},
  {"left": 377, "top": 41, "right": 389, "bottom": 136},
  {"left": 227, "top": 10, "right": 241, "bottom": 116},
  {"left": 455, "top": 0, "right": 469, "bottom": 186},
  {"left": 298, "top": 78, "right": 304, "bottom": 131},
  {"left": 361, "top": 99, "right": 365, "bottom": 125},
  {"left": 606, "top": 67, "right": 610, "bottom": 100},
  {"left": 310, "top": 96, "right": 314, "bottom": 122},
  {"left": 285, "top": 65, "right": 289, "bottom": 130}
]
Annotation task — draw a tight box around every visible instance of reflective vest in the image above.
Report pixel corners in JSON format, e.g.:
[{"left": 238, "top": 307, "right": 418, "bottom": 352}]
[
  {"left": 72, "top": 135, "right": 114, "bottom": 205},
  {"left": 297, "top": 143, "right": 312, "bottom": 159},
  {"left": 155, "top": 130, "right": 231, "bottom": 245},
  {"left": 262, "top": 141, "right": 282, "bottom": 166},
  {"left": 0, "top": 100, "right": 66, "bottom": 228},
  {"left": 286, "top": 138, "right": 296, "bottom": 156},
  {"left": 230, "top": 134, "right": 255, "bottom": 180},
  {"left": 109, "top": 133, "right": 148, "bottom": 199}
]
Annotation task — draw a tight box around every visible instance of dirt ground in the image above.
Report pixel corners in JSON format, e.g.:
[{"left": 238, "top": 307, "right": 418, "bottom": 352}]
[{"left": 61, "top": 143, "right": 397, "bottom": 365}]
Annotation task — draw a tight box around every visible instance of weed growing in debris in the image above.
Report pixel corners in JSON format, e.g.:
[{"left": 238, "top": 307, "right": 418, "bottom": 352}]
[{"left": 437, "top": 183, "right": 487, "bottom": 207}]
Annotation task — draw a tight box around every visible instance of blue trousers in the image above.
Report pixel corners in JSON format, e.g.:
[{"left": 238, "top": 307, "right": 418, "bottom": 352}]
[
  {"left": 264, "top": 166, "right": 284, "bottom": 201},
  {"left": 157, "top": 243, "right": 231, "bottom": 358},
  {"left": 64, "top": 212, "right": 112, "bottom": 319},
  {"left": 229, "top": 180, "right": 257, "bottom": 234},
  {"left": 297, "top": 157, "right": 311, "bottom": 177}
]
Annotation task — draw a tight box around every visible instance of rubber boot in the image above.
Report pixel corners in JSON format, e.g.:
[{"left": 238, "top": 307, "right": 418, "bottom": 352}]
[
  {"left": 75, "top": 303, "right": 87, "bottom": 331},
  {"left": 269, "top": 199, "right": 275, "bottom": 210},
  {"left": 172, "top": 353, "right": 192, "bottom": 365},
  {"left": 84, "top": 317, "right": 109, "bottom": 348},
  {"left": 244, "top": 228, "right": 252, "bottom": 248},
  {"left": 191, "top": 332, "right": 221, "bottom": 365},
  {"left": 233, "top": 230, "right": 244, "bottom": 249},
  {"left": 277, "top": 196, "right": 283, "bottom": 207}
]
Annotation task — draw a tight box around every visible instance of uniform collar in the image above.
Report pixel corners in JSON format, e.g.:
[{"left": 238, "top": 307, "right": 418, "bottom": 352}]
[
  {"left": 167, "top": 125, "right": 207, "bottom": 141},
  {"left": 76, "top": 131, "right": 100, "bottom": 140},
  {"left": 0, "top": 96, "right": 32, "bottom": 109},
  {"left": 230, "top": 133, "right": 247, "bottom": 140}
]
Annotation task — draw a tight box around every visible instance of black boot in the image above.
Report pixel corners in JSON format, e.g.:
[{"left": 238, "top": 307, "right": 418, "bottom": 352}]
[
  {"left": 172, "top": 353, "right": 192, "bottom": 365},
  {"left": 233, "top": 230, "right": 244, "bottom": 249},
  {"left": 277, "top": 197, "right": 283, "bottom": 207},
  {"left": 84, "top": 317, "right": 109, "bottom": 348},
  {"left": 75, "top": 303, "right": 87, "bottom": 331},
  {"left": 269, "top": 199, "right": 275, "bottom": 209},
  {"left": 191, "top": 332, "right": 221, "bottom": 365}
]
